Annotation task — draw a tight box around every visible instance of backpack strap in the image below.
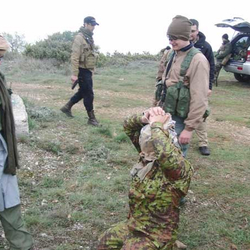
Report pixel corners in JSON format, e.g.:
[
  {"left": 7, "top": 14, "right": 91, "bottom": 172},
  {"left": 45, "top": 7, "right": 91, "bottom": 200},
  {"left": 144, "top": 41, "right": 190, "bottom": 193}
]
[
  {"left": 165, "top": 50, "right": 175, "bottom": 67},
  {"left": 180, "top": 47, "right": 201, "bottom": 77},
  {"left": 160, "top": 51, "right": 175, "bottom": 103}
]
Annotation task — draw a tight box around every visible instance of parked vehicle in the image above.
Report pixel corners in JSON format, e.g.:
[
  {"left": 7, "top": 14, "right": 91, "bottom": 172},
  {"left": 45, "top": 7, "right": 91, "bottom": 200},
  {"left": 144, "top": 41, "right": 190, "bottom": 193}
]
[{"left": 215, "top": 17, "right": 250, "bottom": 82}]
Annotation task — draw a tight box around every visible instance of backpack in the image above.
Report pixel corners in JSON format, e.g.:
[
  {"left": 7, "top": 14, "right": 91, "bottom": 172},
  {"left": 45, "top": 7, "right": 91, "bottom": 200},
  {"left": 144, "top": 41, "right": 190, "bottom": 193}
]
[{"left": 157, "top": 47, "right": 200, "bottom": 118}]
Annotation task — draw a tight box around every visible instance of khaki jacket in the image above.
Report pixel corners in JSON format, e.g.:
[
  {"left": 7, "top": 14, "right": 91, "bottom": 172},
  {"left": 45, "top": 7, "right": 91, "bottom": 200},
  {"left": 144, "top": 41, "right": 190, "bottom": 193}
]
[
  {"left": 162, "top": 48, "right": 209, "bottom": 131},
  {"left": 71, "top": 33, "right": 95, "bottom": 76}
]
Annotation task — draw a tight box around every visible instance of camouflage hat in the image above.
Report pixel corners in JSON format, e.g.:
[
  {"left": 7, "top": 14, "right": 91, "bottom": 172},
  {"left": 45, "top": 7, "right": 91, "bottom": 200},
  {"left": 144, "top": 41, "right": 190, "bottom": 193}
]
[
  {"left": 0, "top": 36, "right": 10, "bottom": 57},
  {"left": 84, "top": 16, "right": 99, "bottom": 26},
  {"left": 167, "top": 15, "right": 192, "bottom": 41}
]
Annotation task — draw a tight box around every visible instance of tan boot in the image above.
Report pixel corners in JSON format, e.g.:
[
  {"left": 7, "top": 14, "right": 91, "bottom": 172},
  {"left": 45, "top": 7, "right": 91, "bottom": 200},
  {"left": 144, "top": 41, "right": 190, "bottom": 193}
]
[
  {"left": 60, "top": 101, "right": 74, "bottom": 118},
  {"left": 87, "top": 110, "right": 99, "bottom": 126}
]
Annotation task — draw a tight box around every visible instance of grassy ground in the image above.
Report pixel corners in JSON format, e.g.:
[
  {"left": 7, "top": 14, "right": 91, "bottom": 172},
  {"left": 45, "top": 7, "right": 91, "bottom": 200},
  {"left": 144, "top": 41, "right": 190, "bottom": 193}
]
[{"left": 0, "top": 58, "right": 250, "bottom": 250}]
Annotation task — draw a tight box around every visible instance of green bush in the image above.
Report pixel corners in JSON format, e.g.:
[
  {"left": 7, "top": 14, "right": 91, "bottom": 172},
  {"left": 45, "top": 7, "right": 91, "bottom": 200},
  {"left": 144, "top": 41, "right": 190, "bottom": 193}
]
[
  {"left": 96, "top": 51, "right": 159, "bottom": 67},
  {"left": 23, "top": 29, "right": 159, "bottom": 66},
  {"left": 24, "top": 31, "right": 77, "bottom": 62}
]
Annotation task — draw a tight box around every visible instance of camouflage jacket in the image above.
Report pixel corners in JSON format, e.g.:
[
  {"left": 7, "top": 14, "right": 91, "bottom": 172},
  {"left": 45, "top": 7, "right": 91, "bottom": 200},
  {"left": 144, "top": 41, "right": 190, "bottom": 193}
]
[
  {"left": 123, "top": 114, "right": 193, "bottom": 248},
  {"left": 215, "top": 40, "right": 232, "bottom": 60}
]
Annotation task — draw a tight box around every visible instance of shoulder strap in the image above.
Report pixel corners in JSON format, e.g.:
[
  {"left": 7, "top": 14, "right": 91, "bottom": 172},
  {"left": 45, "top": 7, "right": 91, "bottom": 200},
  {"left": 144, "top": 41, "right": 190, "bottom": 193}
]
[
  {"left": 161, "top": 52, "right": 175, "bottom": 103},
  {"left": 180, "top": 47, "right": 200, "bottom": 76},
  {"left": 165, "top": 50, "right": 175, "bottom": 77},
  {"left": 166, "top": 50, "right": 174, "bottom": 64}
]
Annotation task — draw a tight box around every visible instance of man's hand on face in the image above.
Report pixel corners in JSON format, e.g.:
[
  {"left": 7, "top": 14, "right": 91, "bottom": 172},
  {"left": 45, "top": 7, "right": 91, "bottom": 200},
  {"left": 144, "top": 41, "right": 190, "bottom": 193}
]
[
  {"left": 149, "top": 113, "right": 170, "bottom": 125},
  {"left": 179, "top": 129, "right": 193, "bottom": 144},
  {"left": 71, "top": 75, "right": 78, "bottom": 84},
  {"left": 148, "top": 107, "right": 165, "bottom": 117}
]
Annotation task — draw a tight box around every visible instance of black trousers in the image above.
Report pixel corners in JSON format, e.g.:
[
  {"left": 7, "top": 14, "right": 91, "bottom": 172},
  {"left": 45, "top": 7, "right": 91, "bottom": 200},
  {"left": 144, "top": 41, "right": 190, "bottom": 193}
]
[{"left": 70, "top": 68, "right": 94, "bottom": 112}]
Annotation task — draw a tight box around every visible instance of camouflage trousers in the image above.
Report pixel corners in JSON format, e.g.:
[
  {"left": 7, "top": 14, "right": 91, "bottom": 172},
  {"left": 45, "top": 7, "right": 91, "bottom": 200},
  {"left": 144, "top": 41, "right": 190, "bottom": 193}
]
[{"left": 97, "top": 221, "right": 173, "bottom": 250}]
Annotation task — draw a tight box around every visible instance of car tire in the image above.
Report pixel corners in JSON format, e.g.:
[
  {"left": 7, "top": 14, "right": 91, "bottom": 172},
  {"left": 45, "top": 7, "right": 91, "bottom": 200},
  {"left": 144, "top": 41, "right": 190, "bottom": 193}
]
[{"left": 234, "top": 73, "right": 250, "bottom": 82}]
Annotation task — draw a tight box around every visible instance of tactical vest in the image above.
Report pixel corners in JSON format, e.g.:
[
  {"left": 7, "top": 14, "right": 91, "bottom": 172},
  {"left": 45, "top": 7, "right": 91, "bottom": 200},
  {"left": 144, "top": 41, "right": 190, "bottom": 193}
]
[
  {"left": 161, "top": 48, "right": 200, "bottom": 118},
  {"left": 79, "top": 33, "right": 97, "bottom": 69}
]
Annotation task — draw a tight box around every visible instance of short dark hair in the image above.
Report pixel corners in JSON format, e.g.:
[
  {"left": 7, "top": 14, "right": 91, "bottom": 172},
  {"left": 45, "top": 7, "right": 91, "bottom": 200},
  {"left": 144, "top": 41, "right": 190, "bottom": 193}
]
[
  {"left": 190, "top": 19, "right": 199, "bottom": 28},
  {"left": 222, "top": 33, "right": 229, "bottom": 40}
]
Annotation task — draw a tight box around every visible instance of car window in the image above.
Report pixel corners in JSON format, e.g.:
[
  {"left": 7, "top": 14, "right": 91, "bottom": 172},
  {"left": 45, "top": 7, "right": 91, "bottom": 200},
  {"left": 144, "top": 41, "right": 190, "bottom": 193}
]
[
  {"left": 232, "top": 36, "right": 250, "bottom": 61},
  {"left": 235, "top": 37, "right": 249, "bottom": 48}
]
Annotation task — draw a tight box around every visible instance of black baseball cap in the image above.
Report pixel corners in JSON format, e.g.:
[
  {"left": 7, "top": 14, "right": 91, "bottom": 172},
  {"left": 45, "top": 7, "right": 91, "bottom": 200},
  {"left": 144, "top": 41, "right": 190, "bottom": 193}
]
[{"left": 84, "top": 16, "right": 99, "bottom": 26}]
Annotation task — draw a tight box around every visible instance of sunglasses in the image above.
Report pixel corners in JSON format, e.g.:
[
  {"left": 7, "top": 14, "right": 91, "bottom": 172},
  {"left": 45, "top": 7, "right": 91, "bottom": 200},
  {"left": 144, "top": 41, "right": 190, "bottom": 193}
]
[{"left": 168, "top": 36, "right": 178, "bottom": 41}]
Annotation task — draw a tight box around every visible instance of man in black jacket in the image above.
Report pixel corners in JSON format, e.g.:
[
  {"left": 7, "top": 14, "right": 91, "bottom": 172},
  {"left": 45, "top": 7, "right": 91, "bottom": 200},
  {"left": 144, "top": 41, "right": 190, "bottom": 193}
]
[{"left": 190, "top": 19, "right": 215, "bottom": 156}]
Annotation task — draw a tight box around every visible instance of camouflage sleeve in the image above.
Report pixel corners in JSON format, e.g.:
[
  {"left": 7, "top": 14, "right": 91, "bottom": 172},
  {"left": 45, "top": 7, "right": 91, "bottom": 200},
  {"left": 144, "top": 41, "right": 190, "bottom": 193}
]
[
  {"left": 217, "top": 43, "right": 232, "bottom": 59},
  {"left": 123, "top": 114, "right": 144, "bottom": 152},
  {"left": 150, "top": 122, "right": 193, "bottom": 193},
  {"left": 156, "top": 53, "right": 167, "bottom": 81}
]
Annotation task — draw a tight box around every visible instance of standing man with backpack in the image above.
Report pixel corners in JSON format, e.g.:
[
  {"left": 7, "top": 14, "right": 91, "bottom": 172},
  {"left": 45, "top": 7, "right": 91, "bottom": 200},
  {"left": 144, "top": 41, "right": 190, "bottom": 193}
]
[
  {"left": 189, "top": 18, "right": 215, "bottom": 156},
  {"left": 61, "top": 16, "right": 100, "bottom": 126},
  {"left": 155, "top": 15, "right": 209, "bottom": 157}
]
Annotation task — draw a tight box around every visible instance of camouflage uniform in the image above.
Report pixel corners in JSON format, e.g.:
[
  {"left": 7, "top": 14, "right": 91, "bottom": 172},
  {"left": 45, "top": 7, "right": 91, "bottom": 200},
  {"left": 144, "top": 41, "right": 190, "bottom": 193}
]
[
  {"left": 98, "top": 114, "right": 193, "bottom": 250},
  {"left": 214, "top": 39, "right": 232, "bottom": 84}
]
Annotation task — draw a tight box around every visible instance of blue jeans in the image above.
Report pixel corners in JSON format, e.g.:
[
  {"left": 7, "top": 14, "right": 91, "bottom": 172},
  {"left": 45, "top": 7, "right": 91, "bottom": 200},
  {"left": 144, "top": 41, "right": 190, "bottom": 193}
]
[{"left": 172, "top": 115, "right": 189, "bottom": 157}]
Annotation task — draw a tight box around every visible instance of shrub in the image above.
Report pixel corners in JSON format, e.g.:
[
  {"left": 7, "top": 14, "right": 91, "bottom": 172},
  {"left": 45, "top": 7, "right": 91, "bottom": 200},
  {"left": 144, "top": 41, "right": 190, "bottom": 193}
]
[
  {"left": 24, "top": 31, "right": 77, "bottom": 62},
  {"left": 96, "top": 51, "right": 159, "bottom": 67}
]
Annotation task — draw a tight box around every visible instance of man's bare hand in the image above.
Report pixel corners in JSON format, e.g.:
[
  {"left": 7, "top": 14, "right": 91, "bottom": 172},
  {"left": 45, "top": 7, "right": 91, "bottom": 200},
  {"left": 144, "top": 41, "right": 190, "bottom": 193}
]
[
  {"left": 71, "top": 75, "right": 78, "bottom": 84},
  {"left": 179, "top": 129, "right": 193, "bottom": 144},
  {"left": 149, "top": 113, "right": 170, "bottom": 125},
  {"left": 148, "top": 107, "right": 165, "bottom": 117}
]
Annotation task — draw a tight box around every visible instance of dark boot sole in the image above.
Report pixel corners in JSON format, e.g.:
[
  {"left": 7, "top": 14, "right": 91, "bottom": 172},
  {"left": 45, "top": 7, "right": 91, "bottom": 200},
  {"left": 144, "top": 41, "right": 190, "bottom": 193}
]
[
  {"left": 87, "top": 119, "right": 99, "bottom": 126},
  {"left": 60, "top": 108, "right": 74, "bottom": 118}
]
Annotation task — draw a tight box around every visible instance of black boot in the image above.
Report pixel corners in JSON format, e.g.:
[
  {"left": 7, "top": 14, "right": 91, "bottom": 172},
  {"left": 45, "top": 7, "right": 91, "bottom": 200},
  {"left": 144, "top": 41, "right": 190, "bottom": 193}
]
[
  {"left": 199, "top": 146, "right": 210, "bottom": 156},
  {"left": 60, "top": 101, "right": 74, "bottom": 118},
  {"left": 87, "top": 110, "right": 99, "bottom": 126}
]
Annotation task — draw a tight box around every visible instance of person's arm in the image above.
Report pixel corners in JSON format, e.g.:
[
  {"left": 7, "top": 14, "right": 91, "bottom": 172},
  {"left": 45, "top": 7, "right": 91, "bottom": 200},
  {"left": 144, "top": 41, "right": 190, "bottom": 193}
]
[
  {"left": 184, "top": 54, "right": 209, "bottom": 131},
  {"left": 150, "top": 122, "right": 193, "bottom": 188},
  {"left": 205, "top": 44, "right": 215, "bottom": 90},
  {"left": 71, "top": 35, "right": 83, "bottom": 79},
  {"left": 123, "top": 114, "right": 145, "bottom": 152},
  {"left": 123, "top": 108, "right": 164, "bottom": 151},
  {"left": 156, "top": 52, "right": 169, "bottom": 81},
  {"left": 216, "top": 43, "right": 232, "bottom": 59}
]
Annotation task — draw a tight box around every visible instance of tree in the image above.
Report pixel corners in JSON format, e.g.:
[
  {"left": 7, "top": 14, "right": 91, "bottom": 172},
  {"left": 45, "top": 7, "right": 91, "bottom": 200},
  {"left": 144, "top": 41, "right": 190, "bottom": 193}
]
[
  {"left": 2, "top": 32, "right": 26, "bottom": 53},
  {"left": 24, "top": 31, "right": 77, "bottom": 62}
]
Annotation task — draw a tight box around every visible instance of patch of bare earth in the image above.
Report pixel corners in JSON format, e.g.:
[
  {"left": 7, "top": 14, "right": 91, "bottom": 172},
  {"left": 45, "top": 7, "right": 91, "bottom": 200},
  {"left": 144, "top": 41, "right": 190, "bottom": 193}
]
[{"left": 208, "top": 118, "right": 250, "bottom": 145}]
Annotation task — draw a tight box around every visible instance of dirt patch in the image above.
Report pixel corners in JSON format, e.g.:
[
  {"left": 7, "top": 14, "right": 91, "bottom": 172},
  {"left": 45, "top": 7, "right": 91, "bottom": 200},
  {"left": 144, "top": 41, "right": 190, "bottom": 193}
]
[{"left": 208, "top": 118, "right": 250, "bottom": 145}]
